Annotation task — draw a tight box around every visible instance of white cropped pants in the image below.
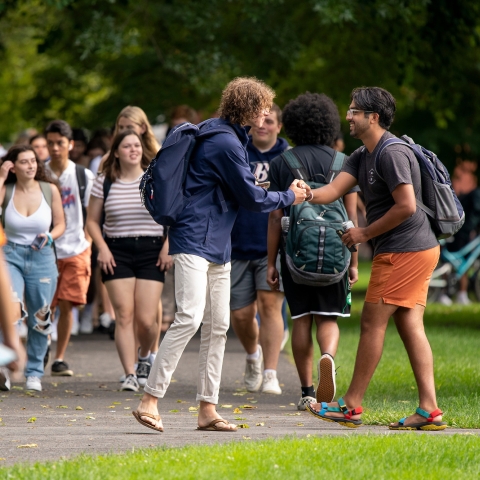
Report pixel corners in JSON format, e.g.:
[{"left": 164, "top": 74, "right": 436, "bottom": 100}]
[{"left": 144, "top": 253, "right": 231, "bottom": 404}]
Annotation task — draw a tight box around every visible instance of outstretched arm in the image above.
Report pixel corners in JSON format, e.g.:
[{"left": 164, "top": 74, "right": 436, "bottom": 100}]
[{"left": 304, "top": 172, "right": 358, "bottom": 205}]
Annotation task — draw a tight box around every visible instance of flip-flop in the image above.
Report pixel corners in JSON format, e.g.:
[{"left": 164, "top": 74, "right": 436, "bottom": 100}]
[
  {"left": 306, "top": 397, "right": 363, "bottom": 428},
  {"left": 389, "top": 407, "right": 446, "bottom": 431},
  {"left": 132, "top": 410, "right": 164, "bottom": 432},
  {"left": 197, "top": 419, "right": 237, "bottom": 432}
]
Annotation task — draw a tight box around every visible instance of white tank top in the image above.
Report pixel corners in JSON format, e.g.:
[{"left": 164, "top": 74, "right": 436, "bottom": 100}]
[{"left": 4, "top": 185, "right": 52, "bottom": 245}]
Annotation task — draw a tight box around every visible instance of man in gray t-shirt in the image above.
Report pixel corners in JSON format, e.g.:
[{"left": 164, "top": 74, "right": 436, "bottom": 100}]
[
  {"left": 344, "top": 131, "right": 438, "bottom": 255},
  {"left": 302, "top": 87, "right": 445, "bottom": 431}
]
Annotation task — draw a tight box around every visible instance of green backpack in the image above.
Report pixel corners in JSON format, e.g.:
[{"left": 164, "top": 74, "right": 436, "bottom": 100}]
[{"left": 282, "top": 149, "right": 351, "bottom": 287}]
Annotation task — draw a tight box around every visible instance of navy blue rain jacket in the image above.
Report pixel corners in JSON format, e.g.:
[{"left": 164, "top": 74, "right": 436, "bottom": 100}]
[
  {"left": 231, "top": 137, "right": 289, "bottom": 260},
  {"left": 168, "top": 118, "right": 295, "bottom": 264}
]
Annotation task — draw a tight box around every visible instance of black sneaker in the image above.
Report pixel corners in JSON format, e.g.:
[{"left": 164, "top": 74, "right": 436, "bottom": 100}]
[
  {"left": 51, "top": 360, "right": 73, "bottom": 376},
  {"left": 136, "top": 361, "right": 151, "bottom": 387}
]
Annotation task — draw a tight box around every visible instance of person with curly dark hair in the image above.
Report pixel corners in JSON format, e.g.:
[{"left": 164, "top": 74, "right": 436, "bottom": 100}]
[
  {"left": 133, "top": 77, "right": 307, "bottom": 434},
  {"left": 267, "top": 92, "right": 359, "bottom": 411}
]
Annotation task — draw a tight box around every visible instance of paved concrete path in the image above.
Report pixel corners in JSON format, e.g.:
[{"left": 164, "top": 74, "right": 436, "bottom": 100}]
[{"left": 0, "top": 332, "right": 476, "bottom": 466}]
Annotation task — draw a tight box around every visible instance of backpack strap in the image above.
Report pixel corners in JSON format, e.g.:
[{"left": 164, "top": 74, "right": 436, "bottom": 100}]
[
  {"left": 326, "top": 151, "right": 347, "bottom": 183},
  {"left": 39, "top": 181, "right": 53, "bottom": 209},
  {"left": 373, "top": 137, "right": 434, "bottom": 218},
  {"left": 1, "top": 184, "right": 14, "bottom": 229},
  {"left": 75, "top": 164, "right": 87, "bottom": 226},
  {"left": 100, "top": 176, "right": 113, "bottom": 231},
  {"left": 281, "top": 150, "right": 309, "bottom": 182}
]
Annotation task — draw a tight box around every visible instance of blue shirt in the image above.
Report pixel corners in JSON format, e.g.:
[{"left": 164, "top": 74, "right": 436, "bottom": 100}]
[
  {"left": 168, "top": 119, "right": 295, "bottom": 264},
  {"left": 231, "top": 137, "right": 289, "bottom": 260}
]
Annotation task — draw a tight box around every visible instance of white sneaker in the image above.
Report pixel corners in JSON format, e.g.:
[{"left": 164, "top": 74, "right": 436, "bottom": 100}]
[
  {"left": 99, "top": 312, "right": 113, "bottom": 329},
  {"left": 244, "top": 345, "right": 263, "bottom": 392},
  {"left": 0, "top": 367, "right": 11, "bottom": 391},
  {"left": 119, "top": 363, "right": 137, "bottom": 383},
  {"left": 456, "top": 291, "right": 472, "bottom": 305},
  {"left": 121, "top": 374, "right": 139, "bottom": 392},
  {"left": 316, "top": 354, "right": 336, "bottom": 403},
  {"left": 280, "top": 329, "right": 290, "bottom": 351},
  {"left": 438, "top": 294, "right": 453, "bottom": 306},
  {"left": 297, "top": 396, "right": 316, "bottom": 411},
  {"left": 79, "top": 305, "right": 94, "bottom": 334},
  {"left": 262, "top": 371, "right": 282, "bottom": 395},
  {"left": 26, "top": 376, "right": 42, "bottom": 392}
]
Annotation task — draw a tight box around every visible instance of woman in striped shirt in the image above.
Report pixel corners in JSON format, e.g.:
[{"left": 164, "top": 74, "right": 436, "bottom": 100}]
[{"left": 87, "top": 130, "right": 172, "bottom": 392}]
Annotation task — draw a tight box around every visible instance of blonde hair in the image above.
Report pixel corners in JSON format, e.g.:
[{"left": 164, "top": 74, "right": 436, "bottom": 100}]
[
  {"left": 218, "top": 77, "right": 275, "bottom": 126},
  {"left": 114, "top": 106, "right": 160, "bottom": 160}
]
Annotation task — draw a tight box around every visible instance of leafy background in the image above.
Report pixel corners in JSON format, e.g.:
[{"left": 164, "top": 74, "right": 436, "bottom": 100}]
[{"left": 1, "top": 0, "right": 480, "bottom": 168}]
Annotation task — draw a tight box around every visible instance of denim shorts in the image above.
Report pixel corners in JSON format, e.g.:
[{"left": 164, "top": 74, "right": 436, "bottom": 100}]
[{"left": 102, "top": 236, "right": 165, "bottom": 283}]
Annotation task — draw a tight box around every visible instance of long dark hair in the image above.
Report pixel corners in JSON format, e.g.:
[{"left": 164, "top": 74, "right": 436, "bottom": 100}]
[
  {"left": 100, "top": 130, "right": 150, "bottom": 182},
  {"left": 2, "top": 146, "right": 59, "bottom": 188}
]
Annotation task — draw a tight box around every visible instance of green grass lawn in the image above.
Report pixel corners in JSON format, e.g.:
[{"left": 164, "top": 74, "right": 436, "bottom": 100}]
[
  {"left": 297, "top": 260, "right": 480, "bottom": 428},
  {"left": 2, "top": 435, "right": 479, "bottom": 479}
]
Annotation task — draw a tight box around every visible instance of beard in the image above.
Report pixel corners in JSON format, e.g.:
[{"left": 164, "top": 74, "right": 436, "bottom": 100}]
[{"left": 349, "top": 120, "right": 369, "bottom": 139}]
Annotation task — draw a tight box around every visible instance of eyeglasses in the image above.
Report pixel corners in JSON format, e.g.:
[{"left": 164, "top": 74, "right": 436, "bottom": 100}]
[{"left": 346, "top": 109, "right": 374, "bottom": 118}]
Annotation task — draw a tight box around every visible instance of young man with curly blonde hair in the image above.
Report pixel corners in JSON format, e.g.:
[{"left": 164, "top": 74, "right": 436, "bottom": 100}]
[{"left": 134, "top": 77, "right": 307, "bottom": 433}]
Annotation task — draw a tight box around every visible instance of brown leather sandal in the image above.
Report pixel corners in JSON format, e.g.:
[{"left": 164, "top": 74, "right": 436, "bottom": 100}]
[
  {"left": 196, "top": 418, "right": 237, "bottom": 432},
  {"left": 132, "top": 410, "right": 164, "bottom": 432}
]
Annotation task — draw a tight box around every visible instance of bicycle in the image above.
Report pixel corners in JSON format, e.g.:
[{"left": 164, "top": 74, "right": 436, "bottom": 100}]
[{"left": 428, "top": 235, "right": 480, "bottom": 302}]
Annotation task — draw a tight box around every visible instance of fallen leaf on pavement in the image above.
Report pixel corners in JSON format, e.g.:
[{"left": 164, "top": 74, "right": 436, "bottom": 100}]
[
  {"left": 188, "top": 406, "right": 199, "bottom": 412},
  {"left": 169, "top": 409, "right": 179, "bottom": 413},
  {"left": 234, "top": 417, "right": 246, "bottom": 420},
  {"left": 65, "top": 390, "right": 74, "bottom": 393},
  {"left": 237, "top": 423, "right": 249, "bottom": 428},
  {"left": 27, "top": 417, "right": 36, "bottom": 423},
  {"left": 239, "top": 405, "right": 256, "bottom": 409},
  {"left": 256, "top": 422, "right": 265, "bottom": 427},
  {"left": 17, "top": 444, "right": 37, "bottom": 448},
  {"left": 124, "top": 407, "right": 131, "bottom": 410},
  {"left": 57, "top": 406, "right": 68, "bottom": 409},
  {"left": 289, "top": 403, "right": 295, "bottom": 406},
  {"left": 220, "top": 405, "right": 232, "bottom": 408},
  {"left": 250, "top": 401, "right": 258, "bottom": 404},
  {"left": 112, "top": 402, "right": 121, "bottom": 405},
  {"left": 12, "top": 386, "right": 23, "bottom": 390},
  {"left": 297, "top": 423, "right": 304, "bottom": 426},
  {"left": 286, "top": 413, "right": 301, "bottom": 416},
  {"left": 85, "top": 416, "right": 95, "bottom": 420},
  {"left": 233, "top": 408, "right": 242, "bottom": 414},
  {"left": 75, "top": 406, "right": 83, "bottom": 410},
  {"left": 242, "top": 436, "right": 251, "bottom": 440},
  {"left": 51, "top": 383, "right": 58, "bottom": 387}
]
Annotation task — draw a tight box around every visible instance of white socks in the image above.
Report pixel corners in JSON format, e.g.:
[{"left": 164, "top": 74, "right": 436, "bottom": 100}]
[{"left": 246, "top": 349, "right": 260, "bottom": 361}]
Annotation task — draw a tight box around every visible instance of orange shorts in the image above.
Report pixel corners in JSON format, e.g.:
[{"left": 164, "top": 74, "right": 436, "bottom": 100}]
[
  {"left": 365, "top": 246, "right": 440, "bottom": 308},
  {"left": 52, "top": 247, "right": 92, "bottom": 307}
]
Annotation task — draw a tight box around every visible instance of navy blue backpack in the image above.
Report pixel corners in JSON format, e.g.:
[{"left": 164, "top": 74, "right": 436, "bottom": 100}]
[
  {"left": 374, "top": 135, "right": 465, "bottom": 239},
  {"left": 140, "top": 120, "right": 235, "bottom": 226}
]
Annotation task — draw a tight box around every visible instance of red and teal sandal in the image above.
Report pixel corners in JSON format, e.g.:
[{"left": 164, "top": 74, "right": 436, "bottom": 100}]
[
  {"left": 306, "top": 397, "right": 363, "bottom": 428},
  {"left": 389, "top": 407, "right": 446, "bottom": 431}
]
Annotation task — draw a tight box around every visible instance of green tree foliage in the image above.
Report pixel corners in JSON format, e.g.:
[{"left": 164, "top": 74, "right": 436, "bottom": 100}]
[{"left": 1, "top": 0, "right": 480, "bottom": 167}]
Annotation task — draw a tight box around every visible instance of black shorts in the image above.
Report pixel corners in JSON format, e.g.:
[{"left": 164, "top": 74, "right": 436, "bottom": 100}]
[
  {"left": 102, "top": 236, "right": 165, "bottom": 283},
  {"left": 280, "top": 253, "right": 351, "bottom": 319}
]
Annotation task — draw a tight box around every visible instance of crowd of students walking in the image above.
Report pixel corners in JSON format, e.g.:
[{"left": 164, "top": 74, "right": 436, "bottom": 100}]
[{"left": 2, "top": 76, "right": 470, "bottom": 433}]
